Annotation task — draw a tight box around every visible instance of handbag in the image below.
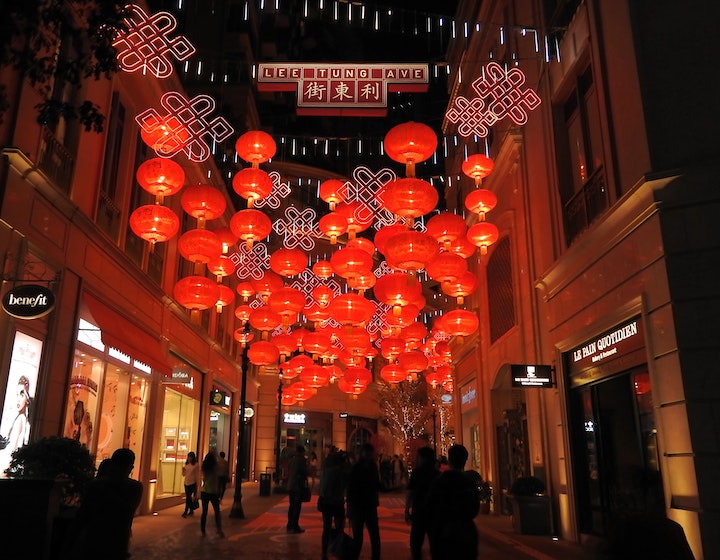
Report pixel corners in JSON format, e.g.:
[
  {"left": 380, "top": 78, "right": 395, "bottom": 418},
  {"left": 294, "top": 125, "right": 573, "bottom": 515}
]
[
  {"left": 328, "top": 530, "right": 355, "bottom": 560},
  {"left": 191, "top": 495, "right": 200, "bottom": 510}
]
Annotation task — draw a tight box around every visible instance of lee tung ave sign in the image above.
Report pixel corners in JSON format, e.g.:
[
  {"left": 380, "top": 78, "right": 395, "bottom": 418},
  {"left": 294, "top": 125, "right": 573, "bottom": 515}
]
[{"left": 257, "top": 63, "right": 429, "bottom": 116}]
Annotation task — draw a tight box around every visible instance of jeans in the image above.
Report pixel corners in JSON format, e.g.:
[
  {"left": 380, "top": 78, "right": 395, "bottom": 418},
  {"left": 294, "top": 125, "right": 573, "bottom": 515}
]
[
  {"left": 350, "top": 506, "right": 380, "bottom": 560},
  {"left": 183, "top": 483, "right": 197, "bottom": 514},
  {"left": 200, "top": 492, "right": 222, "bottom": 534}
]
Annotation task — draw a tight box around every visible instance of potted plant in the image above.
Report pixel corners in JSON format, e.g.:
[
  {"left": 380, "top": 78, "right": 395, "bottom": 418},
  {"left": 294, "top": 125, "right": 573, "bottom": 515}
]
[{"left": 507, "top": 475, "right": 553, "bottom": 535}]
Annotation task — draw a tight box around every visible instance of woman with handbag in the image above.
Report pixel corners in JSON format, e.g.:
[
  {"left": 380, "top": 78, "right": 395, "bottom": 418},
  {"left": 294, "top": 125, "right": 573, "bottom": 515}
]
[
  {"left": 286, "top": 445, "right": 309, "bottom": 533},
  {"left": 181, "top": 452, "right": 200, "bottom": 517}
]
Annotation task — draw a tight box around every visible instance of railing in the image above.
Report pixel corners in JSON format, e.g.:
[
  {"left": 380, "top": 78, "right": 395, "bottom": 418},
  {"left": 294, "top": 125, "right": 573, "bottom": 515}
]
[
  {"left": 564, "top": 168, "right": 609, "bottom": 245},
  {"left": 37, "top": 126, "right": 74, "bottom": 193}
]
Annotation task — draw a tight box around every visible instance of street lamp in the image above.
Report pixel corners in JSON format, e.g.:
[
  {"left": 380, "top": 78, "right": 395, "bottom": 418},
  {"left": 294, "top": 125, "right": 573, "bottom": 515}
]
[{"left": 229, "top": 345, "right": 249, "bottom": 518}]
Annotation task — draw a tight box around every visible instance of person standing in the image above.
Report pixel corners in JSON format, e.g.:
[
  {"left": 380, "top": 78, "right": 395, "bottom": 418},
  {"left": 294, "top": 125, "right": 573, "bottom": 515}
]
[
  {"left": 426, "top": 444, "right": 480, "bottom": 560},
  {"left": 347, "top": 442, "right": 381, "bottom": 560},
  {"left": 216, "top": 451, "right": 229, "bottom": 500},
  {"left": 200, "top": 450, "right": 224, "bottom": 538},
  {"left": 286, "top": 445, "right": 309, "bottom": 533},
  {"left": 75, "top": 448, "right": 143, "bottom": 560},
  {"left": 319, "top": 449, "right": 349, "bottom": 560},
  {"left": 405, "top": 446, "right": 440, "bottom": 560},
  {"left": 181, "top": 451, "right": 200, "bottom": 517}
]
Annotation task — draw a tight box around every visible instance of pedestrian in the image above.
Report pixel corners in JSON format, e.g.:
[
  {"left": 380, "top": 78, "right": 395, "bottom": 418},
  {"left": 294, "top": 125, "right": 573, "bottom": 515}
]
[
  {"left": 200, "top": 450, "right": 224, "bottom": 538},
  {"left": 319, "top": 448, "right": 349, "bottom": 560},
  {"left": 309, "top": 450, "right": 319, "bottom": 490},
  {"left": 427, "top": 444, "right": 480, "bottom": 560},
  {"left": 74, "top": 448, "right": 143, "bottom": 560},
  {"left": 347, "top": 442, "right": 381, "bottom": 560},
  {"left": 392, "top": 454, "right": 404, "bottom": 489},
  {"left": 286, "top": 444, "right": 309, "bottom": 533},
  {"left": 217, "top": 450, "right": 229, "bottom": 500},
  {"left": 182, "top": 451, "right": 200, "bottom": 517},
  {"left": 405, "top": 446, "right": 440, "bottom": 560}
]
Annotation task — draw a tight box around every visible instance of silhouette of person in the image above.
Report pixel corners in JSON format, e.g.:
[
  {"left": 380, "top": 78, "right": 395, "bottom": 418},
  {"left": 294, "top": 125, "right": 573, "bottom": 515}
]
[
  {"left": 319, "top": 448, "right": 349, "bottom": 560},
  {"left": 286, "top": 445, "right": 308, "bottom": 533},
  {"left": 182, "top": 451, "right": 200, "bottom": 517},
  {"left": 200, "top": 450, "right": 224, "bottom": 538},
  {"left": 347, "top": 442, "right": 381, "bottom": 560},
  {"left": 406, "top": 446, "right": 440, "bottom": 560},
  {"left": 216, "top": 451, "right": 229, "bottom": 499},
  {"left": 75, "top": 447, "right": 143, "bottom": 560},
  {"left": 427, "top": 444, "right": 480, "bottom": 560}
]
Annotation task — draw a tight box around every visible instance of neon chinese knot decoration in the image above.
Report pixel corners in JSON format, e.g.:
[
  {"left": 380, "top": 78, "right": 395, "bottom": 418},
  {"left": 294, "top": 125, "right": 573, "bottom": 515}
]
[
  {"left": 229, "top": 242, "right": 270, "bottom": 281},
  {"left": 113, "top": 4, "right": 196, "bottom": 78},
  {"left": 446, "top": 62, "right": 541, "bottom": 138},
  {"left": 253, "top": 171, "right": 292, "bottom": 210},
  {"left": 273, "top": 206, "right": 320, "bottom": 251},
  {"left": 339, "top": 166, "right": 397, "bottom": 231}
]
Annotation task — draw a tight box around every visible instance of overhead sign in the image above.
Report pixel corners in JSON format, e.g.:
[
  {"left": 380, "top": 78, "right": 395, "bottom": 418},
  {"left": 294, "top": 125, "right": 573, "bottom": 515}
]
[
  {"left": 164, "top": 365, "right": 191, "bottom": 384},
  {"left": 257, "top": 63, "right": 429, "bottom": 116},
  {"left": 2, "top": 284, "right": 55, "bottom": 319},
  {"left": 511, "top": 364, "right": 554, "bottom": 388},
  {"left": 284, "top": 412, "right": 306, "bottom": 425}
]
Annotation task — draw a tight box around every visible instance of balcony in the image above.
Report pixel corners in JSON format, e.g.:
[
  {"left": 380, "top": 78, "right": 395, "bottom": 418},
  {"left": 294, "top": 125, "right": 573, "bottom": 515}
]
[{"left": 564, "top": 168, "right": 609, "bottom": 245}]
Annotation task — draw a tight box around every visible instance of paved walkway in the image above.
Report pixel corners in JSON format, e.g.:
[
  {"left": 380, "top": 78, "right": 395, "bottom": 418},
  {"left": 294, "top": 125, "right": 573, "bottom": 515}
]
[{"left": 130, "top": 482, "right": 596, "bottom": 560}]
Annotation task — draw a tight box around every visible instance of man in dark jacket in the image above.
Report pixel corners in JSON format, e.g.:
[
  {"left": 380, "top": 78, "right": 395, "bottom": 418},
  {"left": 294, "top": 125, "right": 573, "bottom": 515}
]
[
  {"left": 405, "top": 446, "right": 439, "bottom": 560},
  {"left": 286, "top": 445, "right": 309, "bottom": 533},
  {"left": 347, "top": 442, "right": 381, "bottom": 560}
]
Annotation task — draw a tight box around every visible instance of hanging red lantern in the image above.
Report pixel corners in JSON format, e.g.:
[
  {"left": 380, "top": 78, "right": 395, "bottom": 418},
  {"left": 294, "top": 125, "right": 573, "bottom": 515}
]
[
  {"left": 180, "top": 184, "right": 226, "bottom": 226},
  {"left": 236, "top": 281, "right": 255, "bottom": 302},
  {"left": 312, "top": 260, "right": 334, "bottom": 279},
  {"left": 319, "top": 179, "right": 347, "bottom": 210},
  {"left": 380, "top": 336, "right": 406, "bottom": 359},
  {"left": 280, "top": 391, "right": 298, "bottom": 407},
  {"left": 397, "top": 350, "right": 428, "bottom": 374},
  {"left": 441, "top": 309, "right": 479, "bottom": 338},
  {"left": 290, "top": 327, "right": 309, "bottom": 352},
  {"left": 346, "top": 237, "right": 375, "bottom": 255},
  {"left": 140, "top": 115, "right": 191, "bottom": 153},
  {"left": 426, "top": 251, "right": 468, "bottom": 284},
  {"left": 337, "top": 326, "right": 371, "bottom": 354},
  {"left": 326, "top": 364, "right": 343, "bottom": 382},
  {"left": 383, "top": 230, "right": 440, "bottom": 272},
  {"left": 381, "top": 364, "right": 407, "bottom": 384},
  {"left": 235, "top": 130, "right": 276, "bottom": 166},
  {"left": 347, "top": 270, "right": 377, "bottom": 294},
  {"left": 268, "top": 286, "right": 306, "bottom": 328},
  {"left": 286, "top": 354, "right": 314, "bottom": 378},
  {"left": 374, "top": 223, "right": 408, "bottom": 257},
  {"left": 384, "top": 304, "right": 421, "bottom": 330},
  {"left": 250, "top": 270, "right": 284, "bottom": 302},
  {"left": 343, "top": 366, "right": 373, "bottom": 387},
  {"left": 300, "top": 364, "right": 331, "bottom": 389},
  {"left": 337, "top": 377, "right": 367, "bottom": 398},
  {"left": 233, "top": 329, "right": 253, "bottom": 347},
  {"left": 302, "top": 331, "right": 333, "bottom": 359},
  {"left": 289, "top": 381, "right": 314, "bottom": 403},
  {"left": 448, "top": 233, "right": 477, "bottom": 259},
  {"left": 464, "top": 189, "right": 498, "bottom": 220},
  {"left": 426, "top": 212, "right": 468, "bottom": 250},
  {"left": 401, "top": 321, "right": 428, "bottom": 348},
  {"left": 129, "top": 204, "right": 179, "bottom": 245},
  {"left": 248, "top": 306, "right": 282, "bottom": 338},
  {"left": 318, "top": 212, "right": 348, "bottom": 244},
  {"left": 435, "top": 341, "right": 453, "bottom": 363},
  {"left": 247, "top": 340, "right": 280, "bottom": 366},
  {"left": 270, "top": 247, "right": 307, "bottom": 277},
  {"left": 234, "top": 304, "right": 252, "bottom": 324},
  {"left": 383, "top": 121, "right": 438, "bottom": 177},
  {"left": 467, "top": 221, "right": 499, "bottom": 254},
  {"left": 373, "top": 272, "right": 422, "bottom": 315},
  {"left": 173, "top": 276, "right": 221, "bottom": 310},
  {"left": 136, "top": 158, "right": 185, "bottom": 203},
  {"left": 212, "top": 227, "right": 239, "bottom": 254},
  {"left": 335, "top": 201, "right": 373, "bottom": 239},
  {"left": 214, "top": 284, "right": 235, "bottom": 313},
  {"left": 271, "top": 333, "right": 297, "bottom": 363},
  {"left": 327, "top": 293, "right": 375, "bottom": 326},
  {"left": 330, "top": 247, "right": 373, "bottom": 280},
  {"left": 462, "top": 154, "right": 494, "bottom": 183},
  {"left": 229, "top": 209, "right": 272, "bottom": 249},
  {"left": 441, "top": 270, "right": 478, "bottom": 305},
  {"left": 178, "top": 229, "right": 222, "bottom": 264},
  {"left": 312, "top": 285, "right": 335, "bottom": 306},
  {"left": 379, "top": 178, "right": 438, "bottom": 223},
  {"left": 437, "top": 364, "right": 454, "bottom": 384},
  {"left": 232, "top": 167, "right": 274, "bottom": 207}
]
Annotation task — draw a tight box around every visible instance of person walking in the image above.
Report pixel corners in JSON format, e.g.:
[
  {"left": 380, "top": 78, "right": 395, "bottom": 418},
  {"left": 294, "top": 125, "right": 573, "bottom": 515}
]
[
  {"left": 182, "top": 451, "right": 200, "bottom": 517},
  {"left": 217, "top": 451, "right": 229, "bottom": 500},
  {"left": 199, "top": 450, "right": 224, "bottom": 538},
  {"left": 319, "top": 448, "right": 349, "bottom": 560},
  {"left": 286, "top": 444, "right": 309, "bottom": 533},
  {"left": 347, "top": 442, "right": 381, "bottom": 560},
  {"left": 405, "top": 446, "right": 440, "bottom": 560},
  {"left": 426, "top": 444, "right": 480, "bottom": 560}
]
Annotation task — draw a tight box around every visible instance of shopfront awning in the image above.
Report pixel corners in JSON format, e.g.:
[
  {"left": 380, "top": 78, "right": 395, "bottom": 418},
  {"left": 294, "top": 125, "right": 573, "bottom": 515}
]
[{"left": 83, "top": 293, "right": 171, "bottom": 375}]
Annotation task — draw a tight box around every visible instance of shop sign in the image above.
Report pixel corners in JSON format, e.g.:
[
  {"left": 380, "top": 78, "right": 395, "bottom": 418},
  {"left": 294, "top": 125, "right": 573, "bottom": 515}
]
[
  {"left": 570, "top": 318, "right": 643, "bottom": 372},
  {"left": 2, "top": 284, "right": 55, "bottom": 319},
  {"left": 257, "top": 63, "right": 429, "bottom": 116},
  {"left": 164, "top": 365, "right": 191, "bottom": 384},
  {"left": 284, "top": 412, "right": 306, "bottom": 425},
  {"left": 460, "top": 382, "right": 477, "bottom": 413},
  {"left": 210, "top": 389, "right": 229, "bottom": 407},
  {"left": 511, "top": 364, "right": 554, "bottom": 388}
]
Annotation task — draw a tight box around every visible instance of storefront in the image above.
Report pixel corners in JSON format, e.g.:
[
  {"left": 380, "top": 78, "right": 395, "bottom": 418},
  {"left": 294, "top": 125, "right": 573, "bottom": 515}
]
[
  {"left": 565, "top": 317, "right": 664, "bottom": 537},
  {"left": 459, "top": 378, "right": 480, "bottom": 468},
  {"left": 209, "top": 385, "right": 232, "bottom": 456},
  {"left": 278, "top": 409, "right": 333, "bottom": 485}
]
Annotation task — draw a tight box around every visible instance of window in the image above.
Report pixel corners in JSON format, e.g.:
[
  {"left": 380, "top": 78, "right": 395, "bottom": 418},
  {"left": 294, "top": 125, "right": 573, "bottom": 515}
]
[
  {"left": 487, "top": 236, "right": 515, "bottom": 343},
  {"left": 97, "top": 93, "right": 125, "bottom": 240}
]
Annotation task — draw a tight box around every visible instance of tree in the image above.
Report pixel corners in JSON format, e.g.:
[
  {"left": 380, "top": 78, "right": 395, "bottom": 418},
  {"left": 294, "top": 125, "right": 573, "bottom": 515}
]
[
  {"left": 377, "top": 379, "right": 433, "bottom": 451},
  {"left": 0, "top": 0, "right": 128, "bottom": 132}
]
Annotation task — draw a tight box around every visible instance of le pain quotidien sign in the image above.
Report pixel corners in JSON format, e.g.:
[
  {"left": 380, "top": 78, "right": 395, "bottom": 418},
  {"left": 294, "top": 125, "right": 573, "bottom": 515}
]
[
  {"left": 568, "top": 317, "right": 644, "bottom": 377},
  {"left": 2, "top": 284, "right": 56, "bottom": 320}
]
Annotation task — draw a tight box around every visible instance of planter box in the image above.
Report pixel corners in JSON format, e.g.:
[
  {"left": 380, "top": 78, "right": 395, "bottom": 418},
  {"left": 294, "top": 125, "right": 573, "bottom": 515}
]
[{"left": 507, "top": 495, "right": 553, "bottom": 535}]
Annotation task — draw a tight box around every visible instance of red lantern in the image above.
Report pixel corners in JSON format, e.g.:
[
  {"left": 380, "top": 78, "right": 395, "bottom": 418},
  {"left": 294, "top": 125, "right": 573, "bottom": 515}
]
[
  {"left": 235, "top": 130, "right": 276, "bottom": 165},
  {"left": 374, "top": 223, "right": 407, "bottom": 256},
  {"left": 401, "top": 321, "right": 428, "bottom": 348},
  {"left": 178, "top": 229, "right": 222, "bottom": 263},
  {"left": 426, "top": 251, "right": 468, "bottom": 284},
  {"left": 448, "top": 233, "right": 477, "bottom": 259},
  {"left": 426, "top": 212, "right": 467, "bottom": 250},
  {"left": 141, "top": 115, "right": 190, "bottom": 153},
  {"left": 467, "top": 222, "right": 499, "bottom": 254},
  {"left": 303, "top": 302, "right": 331, "bottom": 326},
  {"left": 250, "top": 270, "right": 284, "bottom": 302},
  {"left": 229, "top": 209, "right": 272, "bottom": 249},
  {"left": 302, "top": 331, "right": 333, "bottom": 358},
  {"left": 289, "top": 381, "right": 314, "bottom": 403},
  {"left": 300, "top": 364, "right": 331, "bottom": 389},
  {"left": 136, "top": 158, "right": 185, "bottom": 203},
  {"left": 280, "top": 391, "right": 298, "bottom": 407},
  {"left": 435, "top": 341, "right": 453, "bottom": 362},
  {"left": 271, "top": 332, "right": 296, "bottom": 360},
  {"left": 173, "top": 276, "right": 221, "bottom": 310},
  {"left": 384, "top": 121, "right": 438, "bottom": 177},
  {"left": 380, "top": 336, "right": 406, "bottom": 359},
  {"left": 232, "top": 167, "right": 274, "bottom": 207},
  {"left": 383, "top": 230, "right": 440, "bottom": 272},
  {"left": 462, "top": 154, "right": 494, "bottom": 183},
  {"left": 270, "top": 247, "right": 307, "bottom": 277},
  {"left": 343, "top": 366, "right": 373, "bottom": 387},
  {"left": 441, "top": 270, "right": 478, "bottom": 305},
  {"left": 424, "top": 369, "right": 441, "bottom": 388},
  {"left": 330, "top": 247, "right": 373, "bottom": 280},
  {"left": 337, "top": 377, "right": 367, "bottom": 398},
  {"left": 312, "top": 260, "right": 334, "bottom": 279},
  {"left": 212, "top": 226, "right": 239, "bottom": 254},
  {"left": 379, "top": 178, "right": 438, "bottom": 222},
  {"left": 215, "top": 284, "right": 235, "bottom": 313},
  {"left": 346, "top": 237, "right": 375, "bottom": 255},
  {"left": 464, "top": 189, "right": 498, "bottom": 220},
  {"left": 335, "top": 201, "right": 373, "bottom": 239},
  {"left": 247, "top": 340, "right": 280, "bottom": 366},
  {"left": 337, "top": 326, "right": 371, "bottom": 353},
  {"left": 268, "top": 286, "right": 306, "bottom": 327},
  {"left": 347, "top": 270, "right": 377, "bottom": 294},
  {"left": 397, "top": 350, "right": 428, "bottom": 373},
  {"left": 129, "top": 204, "right": 179, "bottom": 244},
  {"left": 319, "top": 179, "right": 347, "bottom": 210},
  {"left": 248, "top": 306, "right": 282, "bottom": 338},
  {"left": 318, "top": 212, "right": 348, "bottom": 244},
  {"left": 312, "top": 285, "right": 335, "bottom": 306},
  {"left": 373, "top": 272, "right": 422, "bottom": 315},
  {"left": 441, "top": 309, "right": 479, "bottom": 338},
  {"left": 233, "top": 329, "right": 253, "bottom": 347},
  {"left": 181, "top": 184, "right": 226, "bottom": 226},
  {"left": 384, "top": 304, "right": 421, "bottom": 330},
  {"left": 327, "top": 293, "right": 375, "bottom": 326},
  {"left": 381, "top": 364, "right": 407, "bottom": 384},
  {"left": 236, "top": 281, "right": 255, "bottom": 302},
  {"left": 286, "top": 354, "right": 314, "bottom": 377},
  {"left": 234, "top": 304, "right": 252, "bottom": 324}
]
